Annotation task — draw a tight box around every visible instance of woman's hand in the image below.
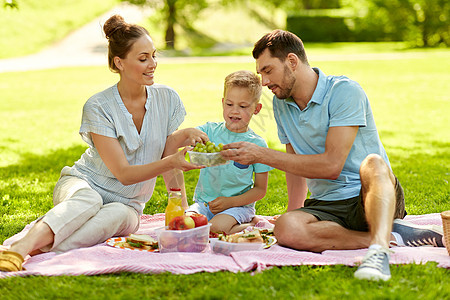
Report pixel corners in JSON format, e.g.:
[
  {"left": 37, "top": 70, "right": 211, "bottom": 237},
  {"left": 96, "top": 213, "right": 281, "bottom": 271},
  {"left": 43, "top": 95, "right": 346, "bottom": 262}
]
[
  {"left": 92, "top": 133, "right": 202, "bottom": 185},
  {"left": 168, "top": 147, "right": 204, "bottom": 172}
]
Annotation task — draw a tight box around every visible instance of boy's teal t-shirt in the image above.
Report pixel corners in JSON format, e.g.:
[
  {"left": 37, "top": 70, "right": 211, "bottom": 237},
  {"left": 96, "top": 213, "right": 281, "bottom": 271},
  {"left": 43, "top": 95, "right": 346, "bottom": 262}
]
[{"left": 193, "top": 122, "right": 273, "bottom": 207}]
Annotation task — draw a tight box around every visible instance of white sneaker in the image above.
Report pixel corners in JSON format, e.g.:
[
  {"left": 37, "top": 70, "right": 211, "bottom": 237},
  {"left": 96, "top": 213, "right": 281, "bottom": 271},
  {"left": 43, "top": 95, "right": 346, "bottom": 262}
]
[{"left": 354, "top": 247, "right": 391, "bottom": 281}]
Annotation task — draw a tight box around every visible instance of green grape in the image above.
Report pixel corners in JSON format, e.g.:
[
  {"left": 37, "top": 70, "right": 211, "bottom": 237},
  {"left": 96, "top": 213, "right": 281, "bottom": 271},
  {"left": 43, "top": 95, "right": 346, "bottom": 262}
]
[{"left": 192, "top": 141, "right": 224, "bottom": 153}]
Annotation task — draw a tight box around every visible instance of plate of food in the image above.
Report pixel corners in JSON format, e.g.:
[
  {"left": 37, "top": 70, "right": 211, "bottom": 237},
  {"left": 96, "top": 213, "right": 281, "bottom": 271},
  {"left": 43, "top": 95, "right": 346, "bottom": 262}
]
[
  {"left": 106, "top": 234, "right": 159, "bottom": 252},
  {"left": 210, "top": 228, "right": 277, "bottom": 255}
]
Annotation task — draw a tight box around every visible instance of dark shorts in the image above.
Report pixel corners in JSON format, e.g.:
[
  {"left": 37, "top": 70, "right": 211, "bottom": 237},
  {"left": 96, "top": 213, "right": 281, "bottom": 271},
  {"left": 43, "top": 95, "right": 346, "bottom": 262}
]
[{"left": 297, "top": 176, "right": 407, "bottom": 232}]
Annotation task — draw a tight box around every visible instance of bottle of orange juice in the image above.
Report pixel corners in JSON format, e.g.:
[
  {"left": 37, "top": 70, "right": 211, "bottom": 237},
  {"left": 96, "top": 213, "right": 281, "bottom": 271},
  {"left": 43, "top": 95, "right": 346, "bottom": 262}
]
[{"left": 165, "top": 187, "right": 184, "bottom": 226}]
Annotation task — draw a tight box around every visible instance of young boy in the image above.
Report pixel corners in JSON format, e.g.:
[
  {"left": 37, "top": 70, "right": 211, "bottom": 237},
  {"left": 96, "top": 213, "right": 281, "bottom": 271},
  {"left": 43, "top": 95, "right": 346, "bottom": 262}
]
[{"left": 187, "top": 70, "right": 273, "bottom": 234}]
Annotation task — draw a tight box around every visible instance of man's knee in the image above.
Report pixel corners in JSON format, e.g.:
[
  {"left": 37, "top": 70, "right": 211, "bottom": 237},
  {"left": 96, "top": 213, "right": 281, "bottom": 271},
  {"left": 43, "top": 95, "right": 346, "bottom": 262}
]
[
  {"left": 360, "top": 154, "right": 387, "bottom": 172},
  {"left": 274, "top": 211, "right": 314, "bottom": 250},
  {"left": 360, "top": 154, "right": 394, "bottom": 183}
]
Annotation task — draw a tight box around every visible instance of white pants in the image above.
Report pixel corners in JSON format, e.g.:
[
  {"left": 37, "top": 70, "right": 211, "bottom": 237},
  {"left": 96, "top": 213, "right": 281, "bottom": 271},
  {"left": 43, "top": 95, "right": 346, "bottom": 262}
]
[{"left": 40, "top": 171, "right": 139, "bottom": 253}]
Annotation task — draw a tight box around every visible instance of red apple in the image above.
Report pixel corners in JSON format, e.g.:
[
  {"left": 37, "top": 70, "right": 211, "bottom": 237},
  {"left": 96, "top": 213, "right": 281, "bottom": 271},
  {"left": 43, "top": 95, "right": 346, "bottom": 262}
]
[
  {"left": 186, "top": 212, "right": 208, "bottom": 227},
  {"left": 168, "top": 215, "right": 195, "bottom": 230}
]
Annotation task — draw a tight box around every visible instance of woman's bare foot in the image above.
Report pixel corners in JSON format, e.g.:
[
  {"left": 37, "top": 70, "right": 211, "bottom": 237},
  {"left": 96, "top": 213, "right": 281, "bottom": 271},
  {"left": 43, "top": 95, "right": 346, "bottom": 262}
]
[
  {"left": 250, "top": 216, "right": 260, "bottom": 225},
  {"left": 0, "top": 244, "right": 11, "bottom": 252}
]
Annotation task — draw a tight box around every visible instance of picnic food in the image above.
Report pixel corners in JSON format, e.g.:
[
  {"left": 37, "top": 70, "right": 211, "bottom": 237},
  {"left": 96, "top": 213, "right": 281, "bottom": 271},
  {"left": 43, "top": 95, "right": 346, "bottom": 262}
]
[
  {"left": 209, "top": 231, "right": 221, "bottom": 238},
  {"left": 156, "top": 223, "right": 212, "bottom": 253},
  {"left": 186, "top": 212, "right": 208, "bottom": 227},
  {"left": 188, "top": 141, "right": 229, "bottom": 167},
  {"left": 218, "top": 229, "right": 264, "bottom": 243},
  {"left": 116, "top": 234, "right": 158, "bottom": 250},
  {"left": 188, "top": 143, "right": 227, "bottom": 166},
  {"left": 217, "top": 228, "right": 274, "bottom": 243},
  {"left": 192, "top": 141, "right": 224, "bottom": 153},
  {"left": 210, "top": 228, "right": 276, "bottom": 255},
  {"left": 188, "top": 151, "right": 229, "bottom": 167},
  {"left": 168, "top": 215, "right": 196, "bottom": 230}
]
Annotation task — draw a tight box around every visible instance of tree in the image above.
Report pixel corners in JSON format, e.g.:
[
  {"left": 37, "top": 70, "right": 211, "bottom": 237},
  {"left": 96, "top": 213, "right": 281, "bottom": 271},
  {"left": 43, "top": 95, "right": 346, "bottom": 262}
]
[
  {"left": 252, "top": 0, "right": 340, "bottom": 10},
  {"left": 3, "top": 0, "right": 18, "bottom": 9},
  {"left": 124, "top": 0, "right": 208, "bottom": 49},
  {"left": 369, "top": 0, "right": 449, "bottom": 47}
]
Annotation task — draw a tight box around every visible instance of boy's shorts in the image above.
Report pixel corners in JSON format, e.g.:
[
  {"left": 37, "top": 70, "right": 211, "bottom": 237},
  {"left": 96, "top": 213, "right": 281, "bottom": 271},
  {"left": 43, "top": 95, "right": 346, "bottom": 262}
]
[
  {"left": 188, "top": 202, "right": 255, "bottom": 224},
  {"left": 298, "top": 176, "right": 406, "bottom": 232}
]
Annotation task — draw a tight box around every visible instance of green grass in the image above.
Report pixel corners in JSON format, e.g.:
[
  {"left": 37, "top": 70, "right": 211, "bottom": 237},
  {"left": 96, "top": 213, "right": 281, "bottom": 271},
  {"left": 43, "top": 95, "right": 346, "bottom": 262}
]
[
  {"left": 0, "top": 0, "right": 118, "bottom": 58},
  {"left": 0, "top": 47, "right": 449, "bottom": 298},
  {"left": 0, "top": 264, "right": 448, "bottom": 299}
]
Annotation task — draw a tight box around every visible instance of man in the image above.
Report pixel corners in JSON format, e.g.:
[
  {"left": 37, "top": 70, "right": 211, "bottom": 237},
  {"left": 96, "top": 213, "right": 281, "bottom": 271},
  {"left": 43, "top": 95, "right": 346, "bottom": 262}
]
[{"left": 221, "top": 29, "right": 444, "bottom": 281}]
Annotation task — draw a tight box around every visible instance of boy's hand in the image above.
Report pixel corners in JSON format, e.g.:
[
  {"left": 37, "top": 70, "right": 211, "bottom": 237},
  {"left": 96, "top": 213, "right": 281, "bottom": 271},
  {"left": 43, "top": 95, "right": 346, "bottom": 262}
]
[
  {"left": 221, "top": 141, "right": 262, "bottom": 165},
  {"left": 209, "top": 197, "right": 230, "bottom": 214},
  {"left": 185, "top": 128, "right": 209, "bottom": 147},
  {"left": 167, "top": 128, "right": 209, "bottom": 149}
]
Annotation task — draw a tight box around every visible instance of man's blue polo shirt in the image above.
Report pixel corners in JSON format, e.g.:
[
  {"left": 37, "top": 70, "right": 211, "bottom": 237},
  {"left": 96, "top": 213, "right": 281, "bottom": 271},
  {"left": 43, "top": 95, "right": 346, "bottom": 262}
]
[{"left": 273, "top": 68, "right": 390, "bottom": 201}]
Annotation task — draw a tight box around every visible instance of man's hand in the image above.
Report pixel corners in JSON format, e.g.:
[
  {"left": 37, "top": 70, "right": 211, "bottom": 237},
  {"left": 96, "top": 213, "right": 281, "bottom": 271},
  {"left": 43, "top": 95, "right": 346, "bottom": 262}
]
[
  {"left": 208, "top": 197, "right": 230, "bottom": 214},
  {"left": 221, "top": 141, "right": 263, "bottom": 165}
]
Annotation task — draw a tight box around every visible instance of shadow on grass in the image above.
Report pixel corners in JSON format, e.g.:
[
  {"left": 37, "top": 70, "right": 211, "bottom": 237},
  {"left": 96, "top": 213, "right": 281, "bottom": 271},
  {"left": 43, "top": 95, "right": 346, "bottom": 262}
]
[
  {"left": 388, "top": 144, "right": 450, "bottom": 214},
  {"left": 0, "top": 144, "right": 87, "bottom": 179},
  {"left": 0, "top": 144, "right": 88, "bottom": 242}
]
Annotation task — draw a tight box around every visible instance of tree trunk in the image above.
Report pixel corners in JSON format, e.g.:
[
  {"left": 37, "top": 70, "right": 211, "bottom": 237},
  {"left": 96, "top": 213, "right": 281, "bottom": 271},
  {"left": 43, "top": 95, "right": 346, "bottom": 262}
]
[{"left": 165, "top": 0, "right": 176, "bottom": 49}]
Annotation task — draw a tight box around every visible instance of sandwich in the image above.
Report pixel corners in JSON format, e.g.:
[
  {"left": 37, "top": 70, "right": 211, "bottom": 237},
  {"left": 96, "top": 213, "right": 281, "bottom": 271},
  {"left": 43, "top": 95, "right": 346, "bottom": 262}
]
[
  {"left": 219, "top": 229, "right": 264, "bottom": 244},
  {"left": 125, "top": 234, "right": 158, "bottom": 250}
]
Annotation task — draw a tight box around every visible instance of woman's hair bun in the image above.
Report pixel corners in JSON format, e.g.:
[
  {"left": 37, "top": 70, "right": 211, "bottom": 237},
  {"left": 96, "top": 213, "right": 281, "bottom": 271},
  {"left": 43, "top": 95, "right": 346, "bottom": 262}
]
[{"left": 103, "top": 15, "right": 126, "bottom": 39}]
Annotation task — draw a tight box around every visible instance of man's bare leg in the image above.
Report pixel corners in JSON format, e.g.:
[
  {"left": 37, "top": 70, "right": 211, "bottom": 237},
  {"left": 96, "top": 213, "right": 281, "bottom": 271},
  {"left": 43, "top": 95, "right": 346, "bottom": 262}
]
[
  {"left": 360, "top": 154, "right": 396, "bottom": 248},
  {"left": 274, "top": 211, "right": 371, "bottom": 252},
  {"left": 354, "top": 154, "right": 396, "bottom": 281},
  {"left": 274, "top": 154, "right": 397, "bottom": 253}
]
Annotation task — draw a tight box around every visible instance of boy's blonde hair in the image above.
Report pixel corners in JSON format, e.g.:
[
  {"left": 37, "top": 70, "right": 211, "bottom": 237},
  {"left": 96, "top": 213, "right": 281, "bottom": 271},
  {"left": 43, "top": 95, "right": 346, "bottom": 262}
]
[{"left": 224, "top": 70, "right": 262, "bottom": 103}]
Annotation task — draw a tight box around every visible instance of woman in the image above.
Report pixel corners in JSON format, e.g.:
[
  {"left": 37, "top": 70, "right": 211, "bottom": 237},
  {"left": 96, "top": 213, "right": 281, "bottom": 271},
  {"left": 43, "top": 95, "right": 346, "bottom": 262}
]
[{"left": 0, "top": 15, "right": 207, "bottom": 272}]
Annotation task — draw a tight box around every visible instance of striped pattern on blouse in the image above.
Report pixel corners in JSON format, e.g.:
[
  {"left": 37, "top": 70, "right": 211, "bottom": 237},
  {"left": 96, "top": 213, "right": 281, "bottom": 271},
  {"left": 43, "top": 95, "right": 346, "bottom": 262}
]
[{"left": 65, "top": 83, "right": 186, "bottom": 214}]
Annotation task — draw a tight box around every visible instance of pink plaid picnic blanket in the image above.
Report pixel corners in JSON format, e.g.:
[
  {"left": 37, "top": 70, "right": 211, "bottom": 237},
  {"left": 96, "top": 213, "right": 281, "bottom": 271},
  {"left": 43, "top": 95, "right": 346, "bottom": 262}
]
[{"left": 1, "top": 213, "right": 448, "bottom": 278}]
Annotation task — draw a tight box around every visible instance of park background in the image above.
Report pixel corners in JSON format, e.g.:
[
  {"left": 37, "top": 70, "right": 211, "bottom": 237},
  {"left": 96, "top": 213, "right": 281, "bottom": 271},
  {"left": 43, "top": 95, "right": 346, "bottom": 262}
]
[{"left": 0, "top": 0, "right": 449, "bottom": 299}]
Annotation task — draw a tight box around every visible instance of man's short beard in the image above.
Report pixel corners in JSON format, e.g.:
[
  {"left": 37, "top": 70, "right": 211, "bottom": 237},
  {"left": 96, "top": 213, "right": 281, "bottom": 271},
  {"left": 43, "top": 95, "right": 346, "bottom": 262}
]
[{"left": 276, "top": 65, "right": 296, "bottom": 99}]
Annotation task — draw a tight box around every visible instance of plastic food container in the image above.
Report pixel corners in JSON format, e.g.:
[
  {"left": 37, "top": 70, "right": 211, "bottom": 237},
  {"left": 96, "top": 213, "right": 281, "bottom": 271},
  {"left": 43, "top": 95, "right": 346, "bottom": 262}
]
[
  {"left": 209, "top": 238, "right": 264, "bottom": 255},
  {"left": 155, "top": 224, "right": 211, "bottom": 253},
  {"left": 188, "top": 151, "right": 229, "bottom": 167}
]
